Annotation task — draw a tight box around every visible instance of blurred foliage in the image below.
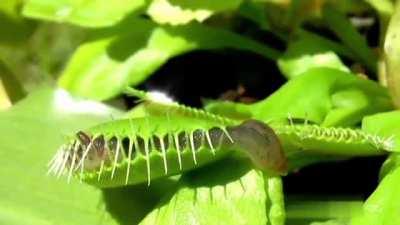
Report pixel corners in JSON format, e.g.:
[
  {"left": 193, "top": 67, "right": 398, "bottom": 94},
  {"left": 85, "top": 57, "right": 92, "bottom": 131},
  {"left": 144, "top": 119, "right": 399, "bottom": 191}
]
[
  {"left": 0, "top": 0, "right": 36, "bottom": 44},
  {"left": 384, "top": 1, "right": 400, "bottom": 107},
  {"left": 278, "top": 30, "right": 350, "bottom": 79},
  {"left": 0, "top": 87, "right": 124, "bottom": 225},
  {"left": 22, "top": 0, "right": 147, "bottom": 27},
  {"left": 0, "top": 23, "right": 87, "bottom": 92},
  {"left": 205, "top": 68, "right": 393, "bottom": 127},
  {"left": 58, "top": 18, "right": 279, "bottom": 100},
  {"left": 351, "top": 166, "right": 400, "bottom": 225}
]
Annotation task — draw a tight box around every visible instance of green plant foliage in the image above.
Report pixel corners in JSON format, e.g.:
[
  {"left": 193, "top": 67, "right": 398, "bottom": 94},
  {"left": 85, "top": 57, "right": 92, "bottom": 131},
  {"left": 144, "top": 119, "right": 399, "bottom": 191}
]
[
  {"left": 206, "top": 68, "right": 392, "bottom": 127},
  {"left": 351, "top": 166, "right": 400, "bottom": 225},
  {"left": 286, "top": 199, "right": 363, "bottom": 225},
  {"left": 50, "top": 89, "right": 289, "bottom": 187},
  {"left": 362, "top": 111, "right": 400, "bottom": 152},
  {"left": 276, "top": 124, "right": 391, "bottom": 156},
  {"left": 348, "top": 111, "right": 400, "bottom": 225},
  {"left": 322, "top": 4, "right": 378, "bottom": 73},
  {"left": 139, "top": 158, "right": 284, "bottom": 225},
  {"left": 58, "top": 18, "right": 279, "bottom": 100},
  {"left": 122, "top": 88, "right": 391, "bottom": 173},
  {"left": 379, "top": 153, "right": 400, "bottom": 179},
  {"left": 0, "top": 87, "right": 185, "bottom": 225},
  {"left": 238, "top": 1, "right": 269, "bottom": 30},
  {"left": 0, "top": 0, "right": 36, "bottom": 44},
  {"left": 147, "top": 0, "right": 242, "bottom": 25},
  {"left": 311, "top": 220, "right": 347, "bottom": 225},
  {"left": 278, "top": 31, "right": 350, "bottom": 79},
  {"left": 0, "top": 87, "right": 125, "bottom": 225},
  {"left": 61, "top": 116, "right": 236, "bottom": 187},
  {"left": 384, "top": 1, "right": 400, "bottom": 107},
  {"left": 22, "top": 0, "right": 147, "bottom": 27}
]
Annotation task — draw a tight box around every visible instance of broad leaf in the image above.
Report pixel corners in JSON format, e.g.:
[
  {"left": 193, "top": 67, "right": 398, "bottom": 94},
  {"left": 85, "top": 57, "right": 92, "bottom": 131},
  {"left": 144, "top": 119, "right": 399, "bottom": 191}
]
[
  {"left": 351, "top": 166, "right": 400, "bottom": 225},
  {"left": 59, "top": 18, "right": 279, "bottom": 100},
  {"left": 278, "top": 31, "right": 349, "bottom": 79},
  {"left": 139, "top": 158, "right": 285, "bottom": 225},
  {"left": 206, "top": 68, "right": 392, "bottom": 127},
  {"left": 0, "top": 87, "right": 128, "bottom": 225},
  {"left": 22, "top": 0, "right": 146, "bottom": 27}
]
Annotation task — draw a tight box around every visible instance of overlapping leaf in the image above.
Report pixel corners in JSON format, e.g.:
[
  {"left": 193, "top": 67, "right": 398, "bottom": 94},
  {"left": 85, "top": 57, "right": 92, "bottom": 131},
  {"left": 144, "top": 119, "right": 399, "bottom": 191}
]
[
  {"left": 59, "top": 18, "right": 279, "bottom": 100},
  {"left": 206, "top": 68, "right": 392, "bottom": 127}
]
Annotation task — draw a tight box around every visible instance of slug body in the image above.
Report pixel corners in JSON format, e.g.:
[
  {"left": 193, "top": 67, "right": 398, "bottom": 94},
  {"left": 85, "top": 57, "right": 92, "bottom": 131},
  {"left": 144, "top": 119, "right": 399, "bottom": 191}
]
[{"left": 228, "top": 120, "right": 288, "bottom": 175}]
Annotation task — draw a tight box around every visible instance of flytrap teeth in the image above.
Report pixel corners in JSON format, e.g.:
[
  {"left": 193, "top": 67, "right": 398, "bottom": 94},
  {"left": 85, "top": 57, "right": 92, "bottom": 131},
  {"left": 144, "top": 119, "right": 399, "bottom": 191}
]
[{"left": 47, "top": 126, "right": 231, "bottom": 185}]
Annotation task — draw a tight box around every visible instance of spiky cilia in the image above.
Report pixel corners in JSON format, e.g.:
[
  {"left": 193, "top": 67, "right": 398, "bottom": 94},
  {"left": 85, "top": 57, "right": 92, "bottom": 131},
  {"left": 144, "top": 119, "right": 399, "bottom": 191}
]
[{"left": 49, "top": 113, "right": 289, "bottom": 188}]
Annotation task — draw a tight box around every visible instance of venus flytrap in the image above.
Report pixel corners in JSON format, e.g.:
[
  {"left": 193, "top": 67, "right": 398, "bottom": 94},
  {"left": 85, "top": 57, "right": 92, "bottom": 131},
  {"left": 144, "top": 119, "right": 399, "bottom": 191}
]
[
  {"left": 49, "top": 87, "right": 396, "bottom": 189},
  {"left": 45, "top": 85, "right": 395, "bottom": 225},
  {"left": 132, "top": 86, "right": 393, "bottom": 159},
  {"left": 274, "top": 123, "right": 393, "bottom": 156},
  {"left": 48, "top": 115, "right": 288, "bottom": 187},
  {"left": 49, "top": 115, "right": 238, "bottom": 187}
]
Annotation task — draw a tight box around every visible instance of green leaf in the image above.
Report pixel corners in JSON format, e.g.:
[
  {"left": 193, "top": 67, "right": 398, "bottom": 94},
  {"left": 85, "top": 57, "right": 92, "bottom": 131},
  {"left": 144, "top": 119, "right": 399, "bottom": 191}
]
[
  {"left": 297, "top": 30, "right": 356, "bottom": 58},
  {"left": 384, "top": 1, "right": 400, "bottom": 107},
  {"left": 59, "top": 18, "right": 280, "bottom": 100},
  {"left": 322, "top": 4, "right": 378, "bottom": 73},
  {"left": 379, "top": 153, "right": 400, "bottom": 179},
  {"left": 278, "top": 31, "right": 350, "bottom": 79},
  {"left": 362, "top": 111, "right": 400, "bottom": 152},
  {"left": 0, "top": 0, "right": 36, "bottom": 44},
  {"left": 238, "top": 1, "right": 269, "bottom": 30},
  {"left": 22, "top": 0, "right": 147, "bottom": 27},
  {"left": 147, "top": 0, "right": 242, "bottom": 25},
  {"left": 102, "top": 177, "right": 180, "bottom": 225},
  {"left": 283, "top": 0, "right": 316, "bottom": 30},
  {"left": 139, "top": 158, "right": 285, "bottom": 225},
  {"left": 286, "top": 198, "right": 363, "bottom": 225},
  {"left": 0, "top": 87, "right": 128, "bottom": 225},
  {"left": 206, "top": 68, "right": 392, "bottom": 127},
  {"left": 351, "top": 166, "right": 400, "bottom": 225}
]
